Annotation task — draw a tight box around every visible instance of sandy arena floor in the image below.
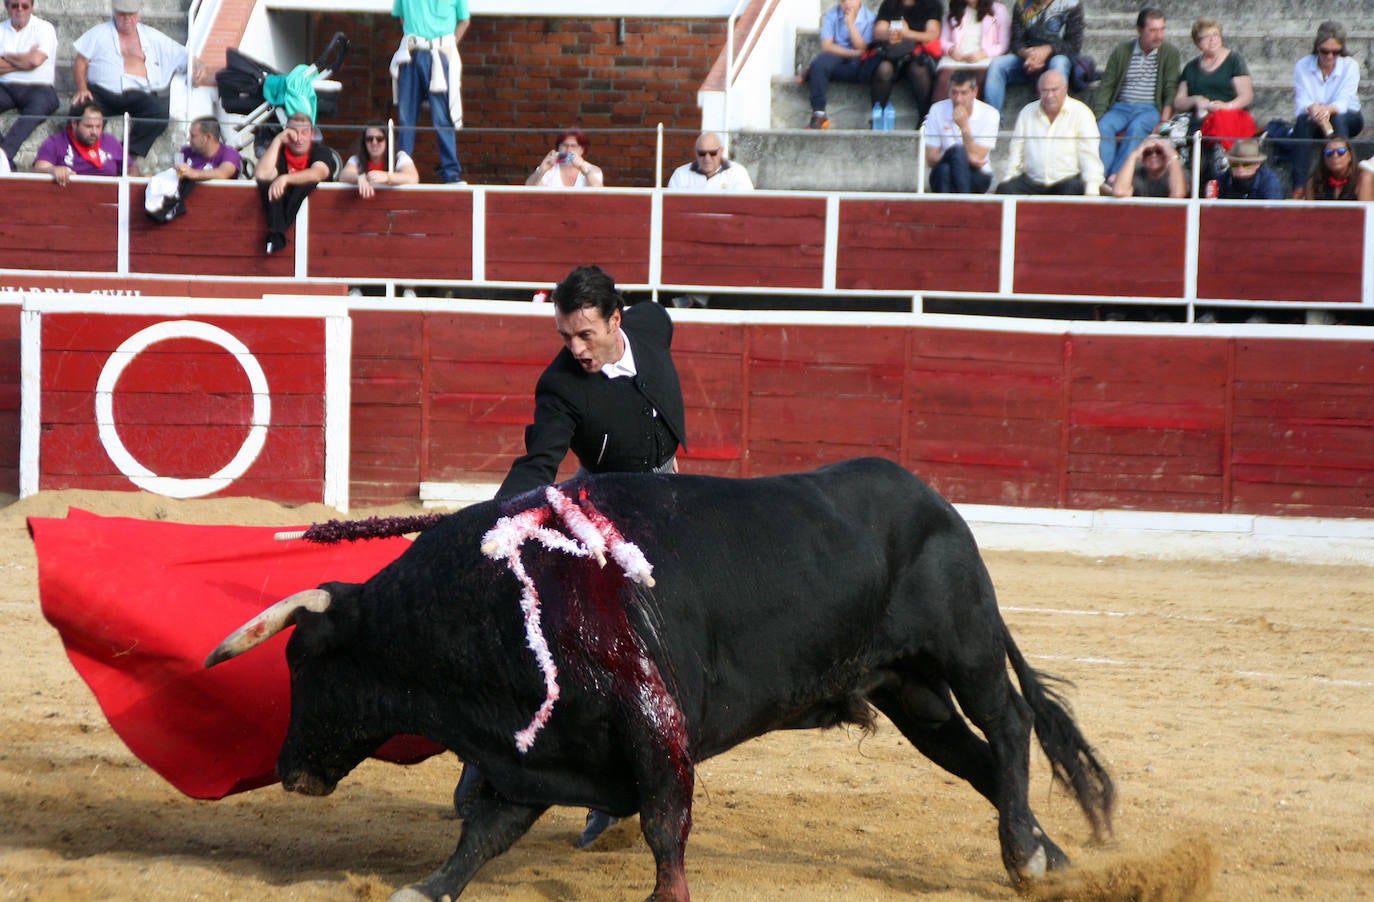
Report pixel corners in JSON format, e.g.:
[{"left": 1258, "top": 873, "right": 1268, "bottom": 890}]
[{"left": 1, "top": 489, "right": 1370, "bottom": 901}]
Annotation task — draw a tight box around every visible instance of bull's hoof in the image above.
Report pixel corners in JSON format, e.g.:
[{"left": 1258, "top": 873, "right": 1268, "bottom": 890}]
[
  {"left": 575, "top": 809, "right": 619, "bottom": 848},
  {"left": 388, "top": 886, "right": 438, "bottom": 902},
  {"left": 1019, "top": 844, "right": 1049, "bottom": 880},
  {"left": 1012, "top": 841, "right": 1071, "bottom": 884}
]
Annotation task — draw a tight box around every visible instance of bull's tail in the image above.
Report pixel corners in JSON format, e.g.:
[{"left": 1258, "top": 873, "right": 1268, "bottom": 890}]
[{"left": 1004, "top": 624, "right": 1115, "bottom": 842}]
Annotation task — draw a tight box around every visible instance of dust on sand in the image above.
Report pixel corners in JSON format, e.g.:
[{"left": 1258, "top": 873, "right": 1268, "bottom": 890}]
[{"left": 2, "top": 490, "right": 1371, "bottom": 900}]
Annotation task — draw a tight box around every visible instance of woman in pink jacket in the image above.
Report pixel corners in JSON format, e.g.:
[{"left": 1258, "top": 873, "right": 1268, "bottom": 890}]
[{"left": 934, "top": 0, "right": 1010, "bottom": 100}]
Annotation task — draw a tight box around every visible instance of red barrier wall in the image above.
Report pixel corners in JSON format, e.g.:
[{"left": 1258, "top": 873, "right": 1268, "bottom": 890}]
[
  {"left": 4, "top": 182, "right": 1368, "bottom": 310},
  {"left": 38, "top": 313, "right": 330, "bottom": 503},
  {"left": 348, "top": 311, "right": 1374, "bottom": 519},
  {"left": 0, "top": 301, "right": 18, "bottom": 495}
]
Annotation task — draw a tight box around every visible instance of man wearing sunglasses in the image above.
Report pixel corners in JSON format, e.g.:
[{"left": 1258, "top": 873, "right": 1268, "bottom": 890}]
[
  {"left": 0, "top": 0, "right": 59, "bottom": 167},
  {"left": 666, "top": 131, "right": 754, "bottom": 191}
]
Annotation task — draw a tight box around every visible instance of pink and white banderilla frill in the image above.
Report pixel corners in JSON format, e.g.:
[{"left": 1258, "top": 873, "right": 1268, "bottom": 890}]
[{"left": 480, "top": 486, "right": 655, "bottom": 753}]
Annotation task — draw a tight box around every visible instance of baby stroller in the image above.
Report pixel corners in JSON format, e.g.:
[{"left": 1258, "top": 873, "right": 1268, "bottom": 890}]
[{"left": 215, "top": 32, "right": 349, "bottom": 178}]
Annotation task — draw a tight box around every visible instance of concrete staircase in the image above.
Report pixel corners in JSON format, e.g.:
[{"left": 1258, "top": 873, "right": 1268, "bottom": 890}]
[
  {"left": 1, "top": 0, "right": 191, "bottom": 171},
  {"left": 737, "top": 0, "right": 1373, "bottom": 191}
]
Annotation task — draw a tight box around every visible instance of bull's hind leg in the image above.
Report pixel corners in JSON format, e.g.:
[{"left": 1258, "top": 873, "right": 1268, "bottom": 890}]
[
  {"left": 389, "top": 796, "right": 548, "bottom": 902},
  {"left": 873, "top": 675, "right": 1068, "bottom": 883}
]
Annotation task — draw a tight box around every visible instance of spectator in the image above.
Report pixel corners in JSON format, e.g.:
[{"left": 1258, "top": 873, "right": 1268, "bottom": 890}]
[
  {"left": 667, "top": 131, "right": 753, "bottom": 191},
  {"left": 0, "top": 0, "right": 59, "bottom": 165},
  {"left": 1110, "top": 134, "right": 1185, "bottom": 198},
  {"left": 1357, "top": 157, "right": 1374, "bottom": 202},
  {"left": 1289, "top": 22, "right": 1363, "bottom": 198},
  {"left": 525, "top": 126, "right": 603, "bottom": 188},
  {"left": 1300, "top": 136, "right": 1358, "bottom": 202},
  {"left": 982, "top": 0, "right": 1083, "bottom": 112},
  {"left": 935, "top": 0, "right": 1010, "bottom": 100},
  {"left": 923, "top": 68, "right": 999, "bottom": 193},
  {"left": 1094, "top": 8, "right": 1180, "bottom": 184},
  {"left": 391, "top": 0, "right": 468, "bottom": 184},
  {"left": 144, "top": 115, "right": 239, "bottom": 222},
  {"left": 32, "top": 101, "right": 131, "bottom": 185},
  {"left": 256, "top": 111, "right": 337, "bottom": 254},
  {"left": 72, "top": 0, "right": 188, "bottom": 161},
  {"left": 0, "top": 143, "right": 7, "bottom": 172},
  {"left": 871, "top": 0, "right": 944, "bottom": 128},
  {"left": 342, "top": 123, "right": 420, "bottom": 198},
  {"left": 996, "top": 69, "right": 1102, "bottom": 195},
  {"left": 175, "top": 115, "right": 239, "bottom": 182},
  {"left": 1173, "top": 16, "right": 1254, "bottom": 177},
  {"left": 1212, "top": 138, "right": 1281, "bottom": 200},
  {"left": 799, "top": 0, "right": 877, "bottom": 129}
]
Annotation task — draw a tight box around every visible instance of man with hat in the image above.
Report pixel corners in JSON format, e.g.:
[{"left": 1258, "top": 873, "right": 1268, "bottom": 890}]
[
  {"left": 72, "top": 0, "right": 189, "bottom": 161},
  {"left": 1213, "top": 138, "right": 1281, "bottom": 200}
]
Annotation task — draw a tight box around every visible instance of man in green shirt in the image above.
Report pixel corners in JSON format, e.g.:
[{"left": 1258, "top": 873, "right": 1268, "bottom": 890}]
[{"left": 391, "top": 0, "right": 468, "bottom": 183}]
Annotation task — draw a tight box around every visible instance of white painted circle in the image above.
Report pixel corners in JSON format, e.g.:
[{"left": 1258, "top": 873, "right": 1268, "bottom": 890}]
[{"left": 94, "top": 320, "right": 271, "bottom": 498}]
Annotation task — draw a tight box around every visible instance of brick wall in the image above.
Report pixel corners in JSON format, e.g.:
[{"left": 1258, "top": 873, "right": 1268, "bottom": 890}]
[{"left": 310, "top": 15, "right": 725, "bottom": 187}]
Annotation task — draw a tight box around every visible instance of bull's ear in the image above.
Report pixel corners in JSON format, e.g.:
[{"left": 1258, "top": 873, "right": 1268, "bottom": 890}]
[{"left": 292, "top": 582, "right": 362, "bottom": 658}]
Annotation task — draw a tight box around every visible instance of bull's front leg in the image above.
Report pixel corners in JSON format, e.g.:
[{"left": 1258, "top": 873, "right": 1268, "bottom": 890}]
[
  {"left": 623, "top": 658, "right": 695, "bottom": 902},
  {"left": 389, "top": 794, "right": 548, "bottom": 902}
]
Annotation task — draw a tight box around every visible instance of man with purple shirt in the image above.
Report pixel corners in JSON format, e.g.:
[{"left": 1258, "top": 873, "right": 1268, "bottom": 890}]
[
  {"left": 176, "top": 116, "right": 240, "bottom": 180},
  {"left": 145, "top": 115, "right": 240, "bottom": 221},
  {"left": 32, "top": 102, "right": 131, "bottom": 185}
]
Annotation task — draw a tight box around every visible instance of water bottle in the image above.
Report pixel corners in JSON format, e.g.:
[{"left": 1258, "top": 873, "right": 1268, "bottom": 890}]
[
  {"left": 883, "top": 104, "right": 896, "bottom": 131},
  {"left": 872, "top": 103, "right": 883, "bottom": 131}
]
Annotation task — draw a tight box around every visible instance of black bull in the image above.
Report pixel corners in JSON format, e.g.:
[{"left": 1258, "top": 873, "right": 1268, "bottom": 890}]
[{"left": 207, "top": 457, "right": 1113, "bottom": 901}]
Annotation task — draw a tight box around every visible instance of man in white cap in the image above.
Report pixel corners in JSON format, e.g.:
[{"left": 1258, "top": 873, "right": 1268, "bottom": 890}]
[
  {"left": 0, "top": 0, "right": 59, "bottom": 166},
  {"left": 72, "top": 0, "right": 188, "bottom": 160}
]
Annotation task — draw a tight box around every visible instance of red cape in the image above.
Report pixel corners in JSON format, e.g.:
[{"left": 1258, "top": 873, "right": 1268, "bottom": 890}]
[{"left": 29, "top": 509, "right": 443, "bottom": 800}]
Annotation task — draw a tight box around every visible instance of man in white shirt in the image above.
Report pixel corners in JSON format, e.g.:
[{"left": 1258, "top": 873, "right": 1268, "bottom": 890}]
[
  {"left": 667, "top": 132, "right": 754, "bottom": 191},
  {"left": 0, "top": 0, "right": 59, "bottom": 165},
  {"left": 922, "top": 69, "right": 999, "bottom": 193},
  {"left": 996, "top": 69, "right": 1102, "bottom": 195},
  {"left": 72, "top": 0, "right": 188, "bottom": 159}
]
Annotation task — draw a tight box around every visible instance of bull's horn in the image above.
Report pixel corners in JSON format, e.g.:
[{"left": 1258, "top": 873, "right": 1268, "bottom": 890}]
[{"left": 203, "top": 588, "right": 333, "bottom": 668}]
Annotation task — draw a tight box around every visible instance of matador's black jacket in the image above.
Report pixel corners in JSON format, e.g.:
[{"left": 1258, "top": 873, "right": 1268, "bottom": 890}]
[{"left": 497, "top": 301, "right": 686, "bottom": 499}]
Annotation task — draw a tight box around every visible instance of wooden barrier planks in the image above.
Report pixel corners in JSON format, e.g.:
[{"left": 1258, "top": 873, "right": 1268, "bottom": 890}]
[
  {"left": 1230, "top": 337, "right": 1374, "bottom": 516},
  {"left": 349, "top": 310, "right": 425, "bottom": 504},
  {"left": 746, "top": 323, "right": 906, "bottom": 474},
  {"left": 424, "top": 311, "right": 560, "bottom": 484},
  {"left": 1198, "top": 206, "right": 1365, "bottom": 303},
  {"left": 1014, "top": 202, "right": 1187, "bottom": 299},
  {"left": 0, "top": 300, "right": 18, "bottom": 494},
  {"left": 836, "top": 199, "right": 1002, "bottom": 293},
  {"left": 129, "top": 183, "right": 295, "bottom": 278},
  {"left": 0, "top": 181, "right": 119, "bottom": 273},
  {"left": 308, "top": 187, "right": 474, "bottom": 281},
  {"left": 485, "top": 192, "right": 652, "bottom": 284},
  {"left": 662, "top": 195, "right": 827, "bottom": 289},
  {"left": 906, "top": 327, "right": 1065, "bottom": 507},
  {"left": 1067, "top": 335, "right": 1228, "bottom": 512}
]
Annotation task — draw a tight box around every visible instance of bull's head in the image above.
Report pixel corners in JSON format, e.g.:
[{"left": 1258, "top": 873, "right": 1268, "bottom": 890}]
[{"left": 206, "top": 585, "right": 389, "bottom": 797}]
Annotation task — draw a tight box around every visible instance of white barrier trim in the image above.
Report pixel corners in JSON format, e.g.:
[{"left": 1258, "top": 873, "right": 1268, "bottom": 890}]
[
  {"left": 18, "top": 303, "right": 40, "bottom": 498},
  {"left": 323, "top": 313, "right": 352, "bottom": 511}
]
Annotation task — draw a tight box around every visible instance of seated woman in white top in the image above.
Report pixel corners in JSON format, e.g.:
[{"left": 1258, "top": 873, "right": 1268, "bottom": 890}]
[
  {"left": 526, "top": 127, "right": 604, "bottom": 187},
  {"left": 340, "top": 123, "right": 420, "bottom": 199}
]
